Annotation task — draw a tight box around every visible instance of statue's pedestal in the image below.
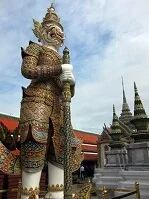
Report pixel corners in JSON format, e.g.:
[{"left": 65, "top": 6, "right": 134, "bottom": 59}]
[{"left": 126, "top": 142, "right": 149, "bottom": 170}]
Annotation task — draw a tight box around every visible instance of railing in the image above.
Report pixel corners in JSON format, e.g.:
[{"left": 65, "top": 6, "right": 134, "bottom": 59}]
[
  {"left": 91, "top": 182, "right": 141, "bottom": 199},
  {"left": 0, "top": 186, "right": 46, "bottom": 199}
]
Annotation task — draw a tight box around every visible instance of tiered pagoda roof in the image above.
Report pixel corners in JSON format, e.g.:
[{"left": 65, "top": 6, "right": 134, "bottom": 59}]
[
  {"left": 133, "top": 82, "right": 147, "bottom": 119},
  {"left": 101, "top": 81, "right": 149, "bottom": 145},
  {"left": 130, "top": 82, "right": 149, "bottom": 142},
  {"left": 119, "top": 78, "right": 133, "bottom": 126}
]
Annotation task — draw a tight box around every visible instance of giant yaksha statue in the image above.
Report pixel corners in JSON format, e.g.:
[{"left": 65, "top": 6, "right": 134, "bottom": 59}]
[
  {"left": 19, "top": 3, "right": 83, "bottom": 199},
  {"left": 0, "top": 3, "right": 83, "bottom": 199}
]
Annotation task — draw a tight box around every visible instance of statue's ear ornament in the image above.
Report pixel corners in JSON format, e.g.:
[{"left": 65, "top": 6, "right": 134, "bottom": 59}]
[{"left": 32, "top": 19, "right": 43, "bottom": 41}]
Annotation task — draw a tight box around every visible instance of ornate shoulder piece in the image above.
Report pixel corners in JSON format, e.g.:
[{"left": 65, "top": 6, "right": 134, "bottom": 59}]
[
  {"left": 32, "top": 19, "right": 43, "bottom": 42},
  {"left": 21, "top": 41, "right": 41, "bottom": 59}
]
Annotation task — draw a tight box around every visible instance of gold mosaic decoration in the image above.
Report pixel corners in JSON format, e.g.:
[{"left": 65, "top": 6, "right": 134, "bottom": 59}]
[
  {"left": 19, "top": 39, "right": 83, "bottom": 174},
  {"left": 73, "top": 182, "right": 92, "bottom": 199},
  {"left": 0, "top": 141, "right": 21, "bottom": 175},
  {"left": 48, "top": 184, "right": 64, "bottom": 192},
  {"left": 21, "top": 41, "right": 62, "bottom": 79},
  {"left": 18, "top": 186, "right": 40, "bottom": 199}
]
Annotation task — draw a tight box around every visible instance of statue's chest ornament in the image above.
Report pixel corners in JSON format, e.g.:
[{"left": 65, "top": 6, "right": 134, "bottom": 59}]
[{"left": 39, "top": 47, "right": 62, "bottom": 65}]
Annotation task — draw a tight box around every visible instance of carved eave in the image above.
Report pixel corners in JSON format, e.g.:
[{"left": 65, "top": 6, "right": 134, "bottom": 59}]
[
  {"left": 119, "top": 120, "right": 133, "bottom": 136},
  {"left": 101, "top": 127, "right": 112, "bottom": 142}
]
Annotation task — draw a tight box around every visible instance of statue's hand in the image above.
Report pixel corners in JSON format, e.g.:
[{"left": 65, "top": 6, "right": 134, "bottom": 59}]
[{"left": 60, "top": 64, "right": 75, "bottom": 85}]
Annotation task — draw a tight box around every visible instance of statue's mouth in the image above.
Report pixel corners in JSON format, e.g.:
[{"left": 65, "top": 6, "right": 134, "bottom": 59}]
[{"left": 50, "top": 28, "right": 64, "bottom": 43}]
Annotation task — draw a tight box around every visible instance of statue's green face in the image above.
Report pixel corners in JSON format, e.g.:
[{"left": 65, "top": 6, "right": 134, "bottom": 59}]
[{"left": 41, "top": 24, "right": 64, "bottom": 50}]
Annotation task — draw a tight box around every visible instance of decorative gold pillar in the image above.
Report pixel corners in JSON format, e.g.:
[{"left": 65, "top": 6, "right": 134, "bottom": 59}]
[{"left": 63, "top": 47, "right": 73, "bottom": 199}]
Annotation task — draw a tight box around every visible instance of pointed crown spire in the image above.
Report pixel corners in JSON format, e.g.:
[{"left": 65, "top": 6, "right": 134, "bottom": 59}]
[
  {"left": 42, "top": 2, "right": 63, "bottom": 30},
  {"left": 134, "top": 82, "right": 147, "bottom": 119},
  {"left": 50, "top": 1, "right": 55, "bottom": 10}
]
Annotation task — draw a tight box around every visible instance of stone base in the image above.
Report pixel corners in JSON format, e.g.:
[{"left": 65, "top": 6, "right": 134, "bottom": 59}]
[
  {"left": 92, "top": 168, "right": 102, "bottom": 184},
  {"left": 105, "top": 149, "right": 127, "bottom": 168},
  {"left": 94, "top": 142, "right": 149, "bottom": 198},
  {"left": 115, "top": 170, "right": 149, "bottom": 199},
  {"left": 93, "top": 168, "right": 123, "bottom": 198},
  {"left": 94, "top": 169, "right": 149, "bottom": 199},
  {"left": 126, "top": 142, "right": 149, "bottom": 170}
]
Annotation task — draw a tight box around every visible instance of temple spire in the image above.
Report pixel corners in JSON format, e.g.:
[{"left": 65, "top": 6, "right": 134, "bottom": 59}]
[
  {"left": 111, "top": 105, "right": 121, "bottom": 135},
  {"left": 130, "top": 82, "right": 149, "bottom": 142},
  {"left": 109, "top": 105, "right": 123, "bottom": 149},
  {"left": 113, "top": 104, "right": 115, "bottom": 114},
  {"left": 134, "top": 82, "right": 147, "bottom": 119},
  {"left": 122, "top": 77, "right": 127, "bottom": 103},
  {"left": 119, "top": 77, "right": 133, "bottom": 125}
]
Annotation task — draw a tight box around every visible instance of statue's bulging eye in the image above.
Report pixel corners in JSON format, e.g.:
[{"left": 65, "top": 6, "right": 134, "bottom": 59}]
[{"left": 50, "top": 33, "right": 55, "bottom": 38}]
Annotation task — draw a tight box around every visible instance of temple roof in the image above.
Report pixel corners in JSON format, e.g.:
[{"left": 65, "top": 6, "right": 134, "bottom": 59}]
[
  {"left": 101, "top": 125, "right": 112, "bottom": 142},
  {"left": 74, "top": 129, "right": 100, "bottom": 145},
  {"left": 111, "top": 105, "right": 122, "bottom": 135},
  {"left": 134, "top": 82, "right": 148, "bottom": 119},
  {"left": 0, "top": 113, "right": 19, "bottom": 131}
]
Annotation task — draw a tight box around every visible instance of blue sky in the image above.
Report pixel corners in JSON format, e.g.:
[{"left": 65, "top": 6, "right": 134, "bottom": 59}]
[{"left": 0, "top": 0, "right": 149, "bottom": 133}]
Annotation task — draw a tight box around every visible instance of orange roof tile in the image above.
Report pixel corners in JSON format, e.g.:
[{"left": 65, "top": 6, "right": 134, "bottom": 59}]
[
  {"left": 74, "top": 130, "right": 100, "bottom": 144},
  {"left": 82, "top": 144, "right": 97, "bottom": 152},
  {"left": 0, "top": 113, "right": 19, "bottom": 131},
  {"left": 84, "top": 153, "right": 97, "bottom": 160}
]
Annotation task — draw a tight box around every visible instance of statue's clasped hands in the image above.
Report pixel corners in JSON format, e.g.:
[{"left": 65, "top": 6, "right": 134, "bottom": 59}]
[{"left": 60, "top": 64, "right": 75, "bottom": 85}]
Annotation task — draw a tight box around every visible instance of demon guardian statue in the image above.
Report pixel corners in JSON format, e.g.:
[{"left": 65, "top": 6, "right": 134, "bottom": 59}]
[{"left": 0, "top": 3, "right": 83, "bottom": 199}]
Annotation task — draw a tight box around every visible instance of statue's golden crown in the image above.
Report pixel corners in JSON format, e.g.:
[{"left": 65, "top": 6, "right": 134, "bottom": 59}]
[
  {"left": 42, "top": 3, "right": 63, "bottom": 30},
  {"left": 32, "top": 3, "right": 63, "bottom": 40}
]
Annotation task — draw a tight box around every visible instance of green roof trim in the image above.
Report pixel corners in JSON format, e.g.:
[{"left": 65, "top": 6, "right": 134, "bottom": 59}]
[{"left": 0, "top": 113, "right": 19, "bottom": 121}]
